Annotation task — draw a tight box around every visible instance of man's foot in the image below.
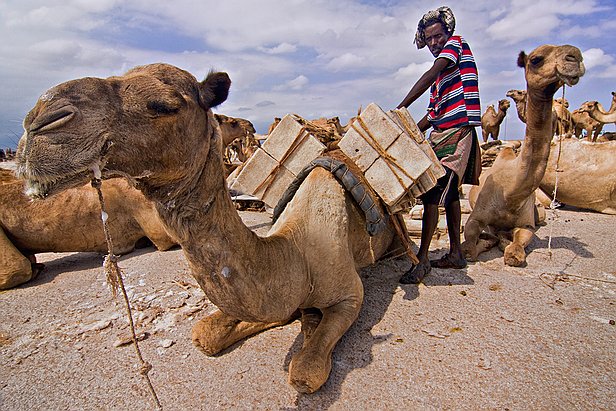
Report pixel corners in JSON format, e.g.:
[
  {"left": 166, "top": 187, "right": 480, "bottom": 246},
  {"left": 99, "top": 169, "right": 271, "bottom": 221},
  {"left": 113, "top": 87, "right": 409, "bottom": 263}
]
[
  {"left": 430, "top": 254, "right": 467, "bottom": 269},
  {"left": 400, "top": 261, "right": 431, "bottom": 284}
]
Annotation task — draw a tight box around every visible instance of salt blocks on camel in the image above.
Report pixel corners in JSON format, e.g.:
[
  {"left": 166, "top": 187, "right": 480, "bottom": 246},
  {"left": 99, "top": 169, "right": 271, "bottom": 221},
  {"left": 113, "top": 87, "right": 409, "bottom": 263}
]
[
  {"left": 338, "top": 103, "right": 445, "bottom": 209},
  {"left": 230, "top": 114, "right": 326, "bottom": 208}
]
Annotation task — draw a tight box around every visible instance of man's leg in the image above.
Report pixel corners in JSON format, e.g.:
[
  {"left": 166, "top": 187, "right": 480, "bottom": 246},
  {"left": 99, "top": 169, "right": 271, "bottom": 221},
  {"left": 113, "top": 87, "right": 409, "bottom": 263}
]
[
  {"left": 400, "top": 203, "right": 438, "bottom": 284},
  {"left": 436, "top": 199, "right": 466, "bottom": 267}
]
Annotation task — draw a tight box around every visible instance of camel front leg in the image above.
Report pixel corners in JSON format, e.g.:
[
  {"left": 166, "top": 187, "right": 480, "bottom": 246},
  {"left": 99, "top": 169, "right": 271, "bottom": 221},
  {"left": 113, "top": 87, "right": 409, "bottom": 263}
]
[
  {"left": 192, "top": 310, "right": 296, "bottom": 356},
  {"left": 288, "top": 282, "right": 363, "bottom": 394},
  {"left": 461, "top": 218, "right": 494, "bottom": 261},
  {"left": 0, "top": 227, "right": 38, "bottom": 290},
  {"left": 503, "top": 226, "right": 535, "bottom": 267}
]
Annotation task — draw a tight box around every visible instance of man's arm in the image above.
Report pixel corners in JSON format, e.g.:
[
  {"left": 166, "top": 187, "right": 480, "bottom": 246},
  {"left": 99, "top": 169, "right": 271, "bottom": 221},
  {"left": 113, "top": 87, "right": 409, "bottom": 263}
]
[
  {"left": 417, "top": 114, "right": 431, "bottom": 132},
  {"left": 397, "top": 57, "right": 450, "bottom": 109}
]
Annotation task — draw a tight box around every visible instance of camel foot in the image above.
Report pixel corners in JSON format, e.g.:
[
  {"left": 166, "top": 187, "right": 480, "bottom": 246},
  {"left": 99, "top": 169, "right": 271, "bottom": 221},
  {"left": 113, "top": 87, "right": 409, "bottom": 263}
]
[
  {"left": 192, "top": 310, "right": 296, "bottom": 356},
  {"left": 288, "top": 348, "right": 332, "bottom": 394},
  {"left": 191, "top": 313, "right": 240, "bottom": 356},
  {"left": 461, "top": 241, "right": 479, "bottom": 262},
  {"left": 504, "top": 243, "right": 526, "bottom": 267}
]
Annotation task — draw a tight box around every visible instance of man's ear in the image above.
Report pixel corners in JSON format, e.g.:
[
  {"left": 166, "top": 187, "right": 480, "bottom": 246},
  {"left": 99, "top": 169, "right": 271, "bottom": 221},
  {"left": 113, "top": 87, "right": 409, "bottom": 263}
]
[
  {"left": 517, "top": 51, "right": 527, "bottom": 68},
  {"left": 199, "top": 71, "right": 231, "bottom": 109}
]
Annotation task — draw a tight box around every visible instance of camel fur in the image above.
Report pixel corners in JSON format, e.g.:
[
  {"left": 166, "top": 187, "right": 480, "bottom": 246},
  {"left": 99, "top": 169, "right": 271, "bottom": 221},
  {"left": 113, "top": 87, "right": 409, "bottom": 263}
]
[
  {"left": 14, "top": 63, "right": 396, "bottom": 393},
  {"left": 0, "top": 169, "right": 176, "bottom": 289},
  {"left": 540, "top": 138, "right": 616, "bottom": 214},
  {"left": 481, "top": 99, "right": 510, "bottom": 142},
  {"left": 462, "top": 44, "right": 585, "bottom": 266}
]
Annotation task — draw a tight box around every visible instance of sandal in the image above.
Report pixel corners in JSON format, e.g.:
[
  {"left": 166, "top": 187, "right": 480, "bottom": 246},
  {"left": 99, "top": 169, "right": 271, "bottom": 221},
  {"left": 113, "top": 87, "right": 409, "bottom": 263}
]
[{"left": 430, "top": 254, "right": 467, "bottom": 269}]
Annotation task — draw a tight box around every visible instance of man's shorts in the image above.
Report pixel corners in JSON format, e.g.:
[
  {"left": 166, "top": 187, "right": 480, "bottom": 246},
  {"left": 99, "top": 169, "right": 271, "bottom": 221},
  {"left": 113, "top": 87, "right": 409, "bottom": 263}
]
[{"left": 420, "top": 167, "right": 459, "bottom": 207}]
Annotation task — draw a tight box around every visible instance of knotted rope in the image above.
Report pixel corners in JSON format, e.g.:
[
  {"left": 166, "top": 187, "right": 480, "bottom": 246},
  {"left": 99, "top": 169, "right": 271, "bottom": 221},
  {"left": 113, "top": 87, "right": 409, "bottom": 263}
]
[{"left": 91, "top": 176, "right": 162, "bottom": 410}]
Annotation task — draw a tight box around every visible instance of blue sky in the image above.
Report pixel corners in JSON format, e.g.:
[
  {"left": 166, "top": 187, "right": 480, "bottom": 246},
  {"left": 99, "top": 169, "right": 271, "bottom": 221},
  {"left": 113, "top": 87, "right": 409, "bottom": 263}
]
[{"left": 1, "top": 0, "right": 615, "bottom": 149}]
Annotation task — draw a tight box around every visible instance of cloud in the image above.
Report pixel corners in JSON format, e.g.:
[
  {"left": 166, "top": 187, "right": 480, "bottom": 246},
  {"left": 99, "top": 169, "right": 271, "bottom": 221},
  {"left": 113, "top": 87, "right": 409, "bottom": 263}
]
[
  {"left": 325, "top": 53, "right": 364, "bottom": 72},
  {"left": 582, "top": 48, "right": 614, "bottom": 70},
  {"left": 258, "top": 42, "right": 297, "bottom": 55},
  {"left": 274, "top": 75, "right": 309, "bottom": 91},
  {"left": 486, "top": 0, "right": 603, "bottom": 44},
  {"left": 1, "top": 0, "right": 615, "bottom": 145}
]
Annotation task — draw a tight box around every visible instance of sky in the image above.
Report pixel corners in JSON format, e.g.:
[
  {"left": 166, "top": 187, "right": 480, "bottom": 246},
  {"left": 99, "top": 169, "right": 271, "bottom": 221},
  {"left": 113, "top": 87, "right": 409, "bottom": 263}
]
[{"left": 1, "top": 0, "right": 615, "bottom": 149}]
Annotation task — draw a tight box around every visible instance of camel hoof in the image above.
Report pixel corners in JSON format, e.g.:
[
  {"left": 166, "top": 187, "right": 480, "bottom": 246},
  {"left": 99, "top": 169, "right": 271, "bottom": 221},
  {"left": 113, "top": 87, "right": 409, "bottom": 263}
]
[
  {"left": 191, "top": 321, "right": 222, "bottom": 356},
  {"left": 288, "top": 351, "right": 331, "bottom": 394},
  {"left": 504, "top": 244, "right": 526, "bottom": 267}
]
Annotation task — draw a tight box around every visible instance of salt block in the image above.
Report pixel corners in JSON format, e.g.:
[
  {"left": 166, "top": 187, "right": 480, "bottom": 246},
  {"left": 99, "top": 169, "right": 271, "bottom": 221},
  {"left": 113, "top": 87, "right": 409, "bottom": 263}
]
[
  {"left": 231, "top": 148, "right": 295, "bottom": 207},
  {"left": 363, "top": 131, "right": 434, "bottom": 206},
  {"left": 261, "top": 114, "right": 326, "bottom": 175},
  {"left": 338, "top": 103, "right": 405, "bottom": 171},
  {"left": 388, "top": 107, "right": 445, "bottom": 184}
]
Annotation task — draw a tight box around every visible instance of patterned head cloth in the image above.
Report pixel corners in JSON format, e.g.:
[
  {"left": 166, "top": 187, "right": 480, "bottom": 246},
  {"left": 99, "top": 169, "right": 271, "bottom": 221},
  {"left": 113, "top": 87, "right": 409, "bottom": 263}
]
[{"left": 414, "top": 6, "right": 456, "bottom": 50}]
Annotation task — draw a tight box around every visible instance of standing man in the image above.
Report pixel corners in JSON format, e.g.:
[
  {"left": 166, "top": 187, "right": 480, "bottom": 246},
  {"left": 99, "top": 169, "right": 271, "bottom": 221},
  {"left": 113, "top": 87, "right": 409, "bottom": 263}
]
[{"left": 397, "top": 6, "right": 482, "bottom": 284}]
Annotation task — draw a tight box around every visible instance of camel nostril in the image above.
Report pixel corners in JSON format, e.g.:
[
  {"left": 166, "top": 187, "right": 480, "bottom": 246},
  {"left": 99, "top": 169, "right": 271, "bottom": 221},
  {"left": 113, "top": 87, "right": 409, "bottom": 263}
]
[{"left": 565, "top": 54, "right": 578, "bottom": 62}]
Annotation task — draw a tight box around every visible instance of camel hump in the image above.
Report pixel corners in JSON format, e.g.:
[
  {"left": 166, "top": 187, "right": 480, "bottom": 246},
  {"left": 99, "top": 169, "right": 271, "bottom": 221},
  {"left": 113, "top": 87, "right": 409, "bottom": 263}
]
[{"left": 272, "top": 150, "right": 389, "bottom": 236}]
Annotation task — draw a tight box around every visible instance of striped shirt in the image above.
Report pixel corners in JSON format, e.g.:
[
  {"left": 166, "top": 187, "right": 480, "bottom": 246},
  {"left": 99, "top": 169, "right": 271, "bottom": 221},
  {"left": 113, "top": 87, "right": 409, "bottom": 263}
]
[{"left": 427, "top": 35, "right": 481, "bottom": 130}]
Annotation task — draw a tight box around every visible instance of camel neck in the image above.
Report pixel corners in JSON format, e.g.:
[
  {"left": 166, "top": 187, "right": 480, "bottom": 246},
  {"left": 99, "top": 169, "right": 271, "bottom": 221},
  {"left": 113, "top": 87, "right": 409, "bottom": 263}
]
[{"left": 512, "top": 86, "right": 556, "bottom": 198}]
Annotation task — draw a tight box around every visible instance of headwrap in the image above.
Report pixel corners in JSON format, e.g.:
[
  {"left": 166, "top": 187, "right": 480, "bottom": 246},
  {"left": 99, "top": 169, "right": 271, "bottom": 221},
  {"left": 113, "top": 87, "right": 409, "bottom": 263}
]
[{"left": 414, "top": 6, "right": 456, "bottom": 50}]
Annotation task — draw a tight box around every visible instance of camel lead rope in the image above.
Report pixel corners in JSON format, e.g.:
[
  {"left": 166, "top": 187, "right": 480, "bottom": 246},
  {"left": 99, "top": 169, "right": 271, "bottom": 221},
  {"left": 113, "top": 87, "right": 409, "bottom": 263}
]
[
  {"left": 91, "top": 178, "right": 162, "bottom": 410},
  {"left": 547, "top": 85, "right": 566, "bottom": 259}
]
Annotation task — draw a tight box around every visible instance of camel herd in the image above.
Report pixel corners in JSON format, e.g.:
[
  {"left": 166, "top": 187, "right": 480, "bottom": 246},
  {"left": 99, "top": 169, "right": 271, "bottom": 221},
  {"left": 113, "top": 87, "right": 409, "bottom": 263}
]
[
  {"left": 487, "top": 89, "right": 616, "bottom": 143},
  {"left": 1, "top": 43, "right": 615, "bottom": 394}
]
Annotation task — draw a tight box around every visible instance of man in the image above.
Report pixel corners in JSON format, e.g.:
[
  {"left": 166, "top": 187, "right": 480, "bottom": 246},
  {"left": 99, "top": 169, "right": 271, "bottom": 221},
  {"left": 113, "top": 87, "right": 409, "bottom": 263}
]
[{"left": 397, "top": 6, "right": 481, "bottom": 284}]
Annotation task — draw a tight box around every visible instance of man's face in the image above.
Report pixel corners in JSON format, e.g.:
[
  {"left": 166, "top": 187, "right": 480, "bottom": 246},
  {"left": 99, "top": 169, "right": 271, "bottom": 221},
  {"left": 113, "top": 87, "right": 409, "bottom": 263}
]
[{"left": 424, "top": 22, "right": 449, "bottom": 57}]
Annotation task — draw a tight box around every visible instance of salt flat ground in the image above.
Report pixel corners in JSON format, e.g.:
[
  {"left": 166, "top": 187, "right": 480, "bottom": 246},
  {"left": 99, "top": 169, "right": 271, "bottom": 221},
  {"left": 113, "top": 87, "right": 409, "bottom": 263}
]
[{"left": 1, "top": 204, "right": 615, "bottom": 410}]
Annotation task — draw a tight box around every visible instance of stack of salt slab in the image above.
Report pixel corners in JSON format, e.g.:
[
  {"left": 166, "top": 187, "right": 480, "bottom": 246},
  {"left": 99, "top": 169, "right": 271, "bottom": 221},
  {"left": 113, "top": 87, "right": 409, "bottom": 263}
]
[
  {"left": 338, "top": 103, "right": 445, "bottom": 212},
  {"left": 229, "top": 114, "right": 326, "bottom": 208}
]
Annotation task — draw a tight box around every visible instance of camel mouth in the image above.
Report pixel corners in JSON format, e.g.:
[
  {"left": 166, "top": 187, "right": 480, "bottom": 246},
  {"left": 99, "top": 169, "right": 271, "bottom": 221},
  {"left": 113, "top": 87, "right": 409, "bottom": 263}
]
[
  {"left": 19, "top": 167, "right": 94, "bottom": 199},
  {"left": 558, "top": 73, "right": 581, "bottom": 87}
]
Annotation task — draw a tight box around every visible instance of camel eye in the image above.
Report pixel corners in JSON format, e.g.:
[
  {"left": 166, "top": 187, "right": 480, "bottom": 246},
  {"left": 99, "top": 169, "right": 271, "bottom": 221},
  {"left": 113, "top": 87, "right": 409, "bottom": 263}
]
[
  {"left": 530, "top": 56, "right": 544, "bottom": 66},
  {"left": 146, "top": 100, "right": 180, "bottom": 116},
  {"left": 30, "top": 107, "right": 76, "bottom": 133}
]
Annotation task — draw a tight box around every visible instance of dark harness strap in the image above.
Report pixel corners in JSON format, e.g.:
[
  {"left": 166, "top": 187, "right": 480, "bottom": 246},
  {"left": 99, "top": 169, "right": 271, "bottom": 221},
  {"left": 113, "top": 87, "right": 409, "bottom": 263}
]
[{"left": 272, "top": 155, "right": 389, "bottom": 236}]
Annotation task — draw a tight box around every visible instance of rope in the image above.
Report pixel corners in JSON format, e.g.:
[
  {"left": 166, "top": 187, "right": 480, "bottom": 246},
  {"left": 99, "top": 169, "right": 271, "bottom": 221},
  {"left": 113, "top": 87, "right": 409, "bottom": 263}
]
[
  {"left": 546, "top": 85, "right": 566, "bottom": 259},
  {"left": 351, "top": 116, "right": 417, "bottom": 188},
  {"left": 91, "top": 178, "right": 163, "bottom": 410}
]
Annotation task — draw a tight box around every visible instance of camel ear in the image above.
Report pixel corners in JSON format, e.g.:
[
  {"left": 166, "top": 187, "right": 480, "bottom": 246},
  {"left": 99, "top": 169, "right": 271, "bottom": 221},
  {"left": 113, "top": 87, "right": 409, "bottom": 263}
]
[
  {"left": 199, "top": 71, "right": 231, "bottom": 109},
  {"left": 517, "top": 51, "right": 527, "bottom": 68}
]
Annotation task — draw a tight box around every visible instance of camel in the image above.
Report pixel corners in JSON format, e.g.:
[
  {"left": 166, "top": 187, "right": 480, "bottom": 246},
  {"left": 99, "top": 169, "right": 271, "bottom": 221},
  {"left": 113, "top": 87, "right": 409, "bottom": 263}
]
[
  {"left": 0, "top": 169, "right": 176, "bottom": 289},
  {"left": 539, "top": 138, "right": 616, "bottom": 214},
  {"left": 578, "top": 92, "right": 616, "bottom": 124},
  {"left": 506, "top": 89, "right": 562, "bottom": 136},
  {"left": 571, "top": 101, "right": 604, "bottom": 141},
  {"left": 14, "top": 63, "right": 397, "bottom": 393},
  {"left": 506, "top": 89, "right": 528, "bottom": 123},
  {"left": 215, "top": 114, "right": 255, "bottom": 147},
  {"left": 462, "top": 44, "right": 585, "bottom": 266},
  {"left": 552, "top": 97, "right": 574, "bottom": 137},
  {"left": 481, "top": 99, "right": 510, "bottom": 142},
  {"left": 214, "top": 114, "right": 256, "bottom": 164}
]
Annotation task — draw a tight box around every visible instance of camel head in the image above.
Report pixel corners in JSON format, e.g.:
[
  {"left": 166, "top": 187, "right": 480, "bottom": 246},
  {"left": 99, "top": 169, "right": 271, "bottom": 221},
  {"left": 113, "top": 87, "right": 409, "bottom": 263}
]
[
  {"left": 498, "top": 99, "right": 511, "bottom": 111},
  {"left": 517, "top": 45, "right": 585, "bottom": 95},
  {"left": 554, "top": 97, "right": 569, "bottom": 108},
  {"left": 578, "top": 100, "right": 598, "bottom": 114},
  {"left": 506, "top": 89, "right": 526, "bottom": 103},
  {"left": 16, "top": 64, "right": 231, "bottom": 199}
]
